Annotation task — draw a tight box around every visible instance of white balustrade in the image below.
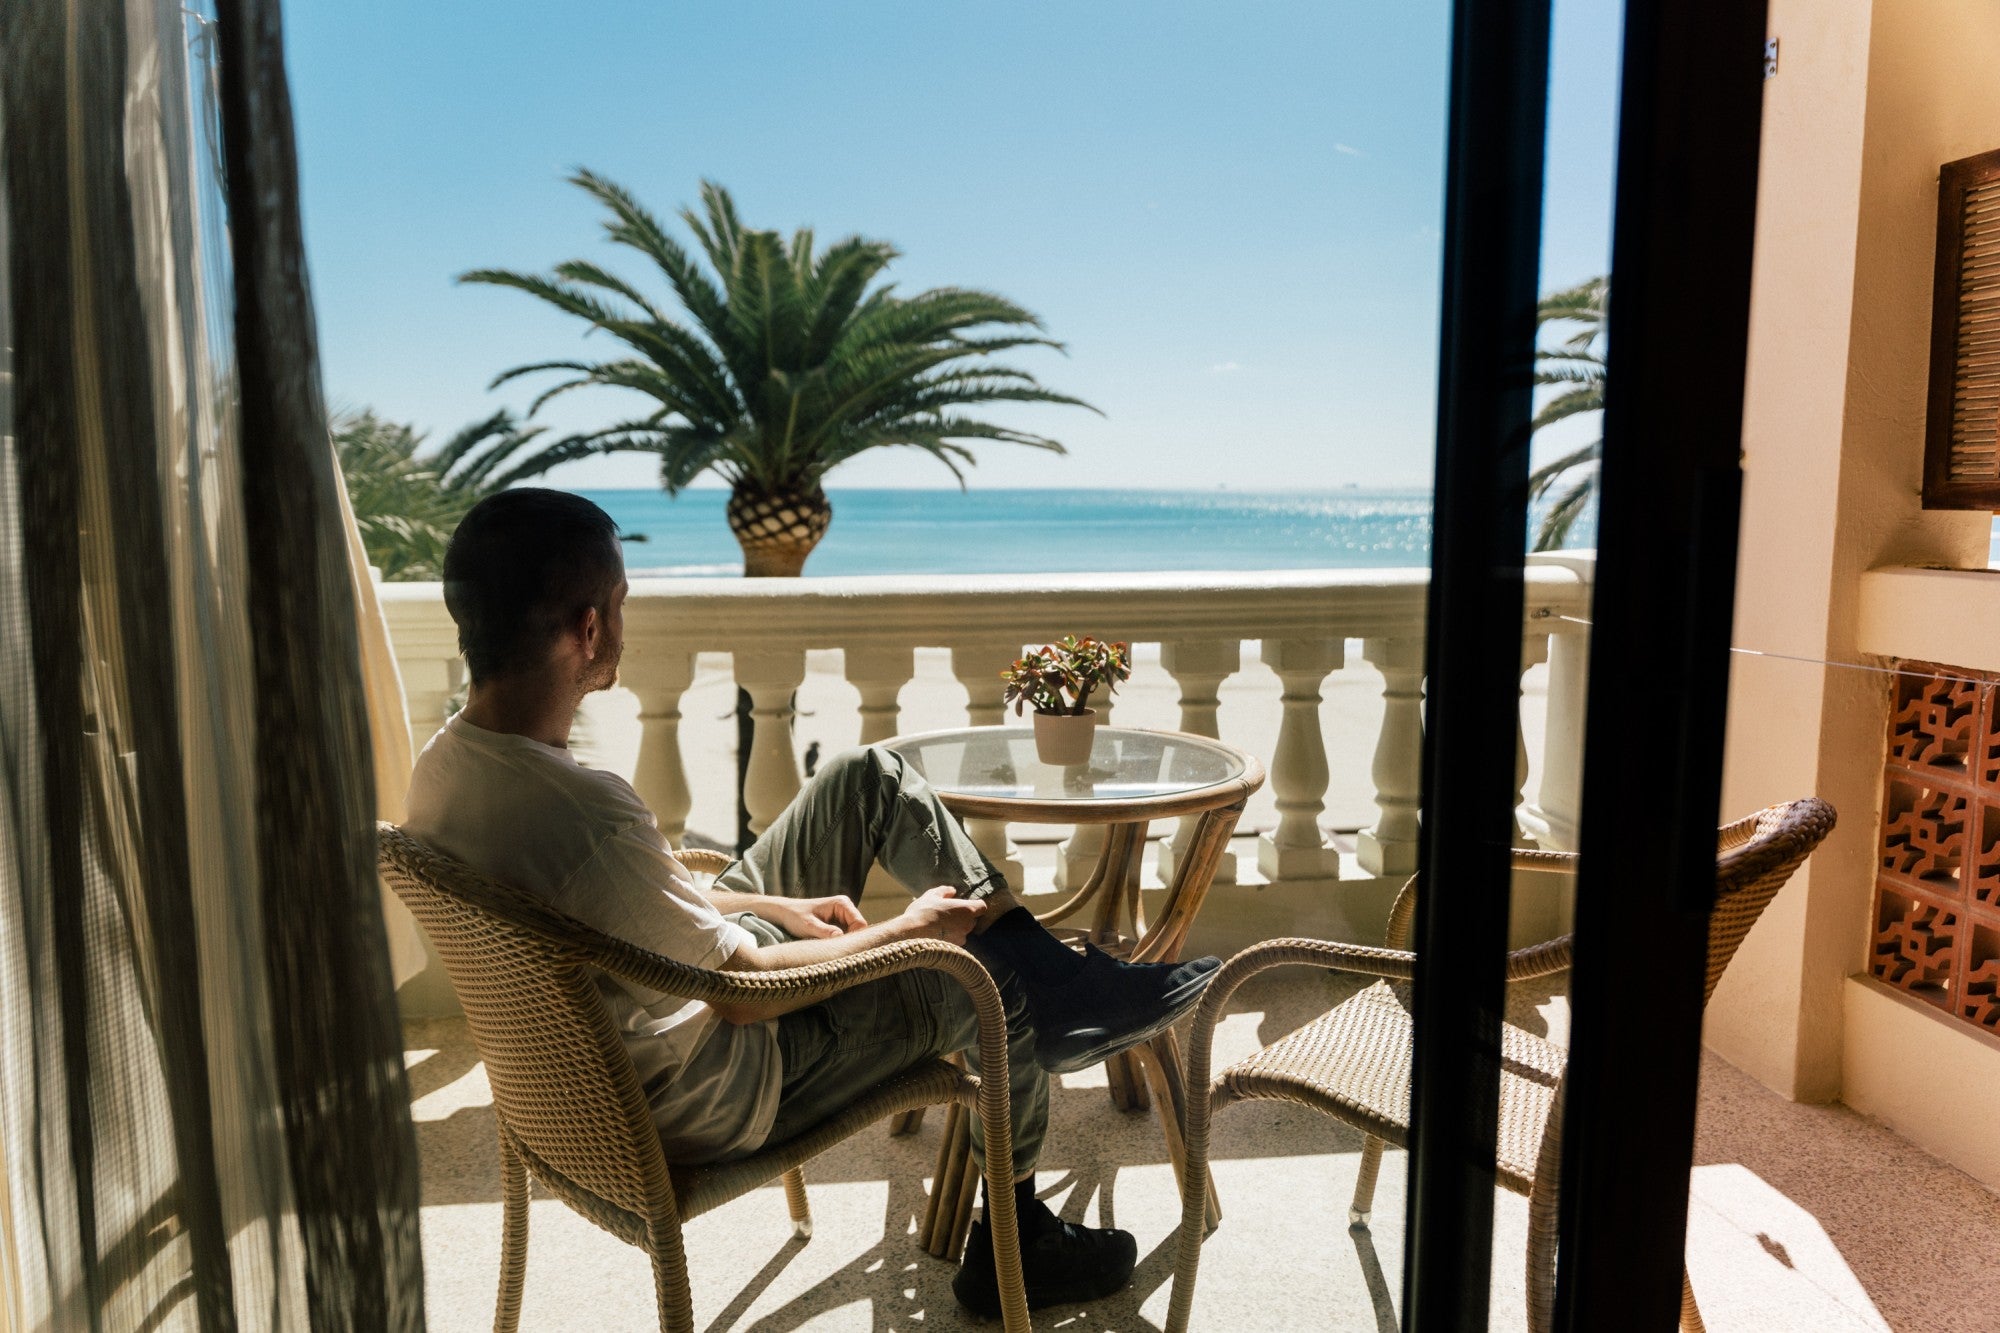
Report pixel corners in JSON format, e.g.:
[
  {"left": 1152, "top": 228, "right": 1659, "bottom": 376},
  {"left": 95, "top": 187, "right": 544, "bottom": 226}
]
[
  {"left": 1257, "top": 638, "right": 1347, "bottom": 884},
  {"left": 950, "top": 641, "right": 1028, "bottom": 890},
  {"left": 844, "top": 646, "right": 914, "bottom": 745},
  {"left": 1055, "top": 692, "right": 1112, "bottom": 891},
  {"left": 621, "top": 651, "right": 696, "bottom": 848},
  {"left": 1522, "top": 624, "right": 1588, "bottom": 852},
  {"left": 734, "top": 649, "right": 806, "bottom": 840},
  {"left": 1159, "top": 640, "right": 1242, "bottom": 885},
  {"left": 1514, "top": 635, "right": 1552, "bottom": 844},
  {"left": 1356, "top": 637, "right": 1424, "bottom": 876},
  {"left": 377, "top": 564, "right": 1595, "bottom": 913}
]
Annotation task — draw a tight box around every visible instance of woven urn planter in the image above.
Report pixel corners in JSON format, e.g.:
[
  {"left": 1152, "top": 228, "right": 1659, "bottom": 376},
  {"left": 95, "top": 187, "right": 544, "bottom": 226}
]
[
  {"left": 1032, "top": 708, "right": 1098, "bottom": 766},
  {"left": 728, "top": 485, "right": 832, "bottom": 577}
]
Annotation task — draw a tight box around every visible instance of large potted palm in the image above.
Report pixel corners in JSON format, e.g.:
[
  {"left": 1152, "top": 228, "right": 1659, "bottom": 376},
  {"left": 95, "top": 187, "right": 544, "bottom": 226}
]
[{"left": 461, "top": 172, "right": 1095, "bottom": 575}]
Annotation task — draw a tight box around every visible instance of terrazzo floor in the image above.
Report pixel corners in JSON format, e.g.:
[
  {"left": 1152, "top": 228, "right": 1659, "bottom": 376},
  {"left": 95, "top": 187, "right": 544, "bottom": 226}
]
[{"left": 406, "top": 970, "right": 2000, "bottom": 1332}]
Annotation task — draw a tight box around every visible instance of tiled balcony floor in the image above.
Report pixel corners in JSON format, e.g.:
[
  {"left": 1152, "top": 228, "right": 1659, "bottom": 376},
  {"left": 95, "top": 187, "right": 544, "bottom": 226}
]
[{"left": 406, "top": 969, "right": 2000, "bottom": 1332}]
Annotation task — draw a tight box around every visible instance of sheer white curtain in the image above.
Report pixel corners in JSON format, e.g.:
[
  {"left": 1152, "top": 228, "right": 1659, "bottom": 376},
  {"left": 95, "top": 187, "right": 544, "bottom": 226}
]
[
  {"left": 0, "top": 0, "right": 426, "bottom": 1327},
  {"left": 337, "top": 478, "right": 430, "bottom": 988}
]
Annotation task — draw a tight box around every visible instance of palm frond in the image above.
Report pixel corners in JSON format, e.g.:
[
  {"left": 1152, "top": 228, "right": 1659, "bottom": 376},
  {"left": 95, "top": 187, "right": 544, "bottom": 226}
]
[
  {"left": 1528, "top": 440, "right": 1601, "bottom": 501},
  {"left": 462, "top": 173, "right": 1094, "bottom": 544},
  {"left": 1530, "top": 386, "right": 1605, "bottom": 432},
  {"left": 1533, "top": 468, "right": 1599, "bottom": 551}
]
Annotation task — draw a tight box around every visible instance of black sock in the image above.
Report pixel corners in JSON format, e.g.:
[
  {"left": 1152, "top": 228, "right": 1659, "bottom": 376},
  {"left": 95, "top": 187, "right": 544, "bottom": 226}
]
[{"left": 967, "top": 907, "right": 1087, "bottom": 988}]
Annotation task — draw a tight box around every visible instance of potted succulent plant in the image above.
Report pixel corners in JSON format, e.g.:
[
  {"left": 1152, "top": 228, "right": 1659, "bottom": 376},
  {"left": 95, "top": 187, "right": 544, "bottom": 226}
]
[{"left": 1002, "top": 635, "right": 1133, "bottom": 766}]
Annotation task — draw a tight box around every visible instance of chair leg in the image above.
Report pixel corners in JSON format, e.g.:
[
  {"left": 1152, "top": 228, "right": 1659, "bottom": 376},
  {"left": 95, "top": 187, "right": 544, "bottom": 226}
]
[
  {"left": 1350, "top": 1136, "right": 1385, "bottom": 1228},
  {"left": 888, "top": 1107, "right": 926, "bottom": 1136},
  {"left": 1164, "top": 1086, "right": 1220, "bottom": 1333},
  {"left": 1139, "top": 1032, "right": 1221, "bottom": 1231},
  {"left": 494, "top": 1129, "right": 529, "bottom": 1333},
  {"left": 921, "top": 1101, "right": 973, "bottom": 1258},
  {"left": 946, "top": 1141, "right": 982, "bottom": 1260},
  {"left": 1680, "top": 1268, "right": 1705, "bottom": 1333},
  {"left": 782, "top": 1166, "right": 813, "bottom": 1240},
  {"left": 1525, "top": 1176, "right": 1559, "bottom": 1333},
  {"left": 649, "top": 1222, "right": 697, "bottom": 1333}
]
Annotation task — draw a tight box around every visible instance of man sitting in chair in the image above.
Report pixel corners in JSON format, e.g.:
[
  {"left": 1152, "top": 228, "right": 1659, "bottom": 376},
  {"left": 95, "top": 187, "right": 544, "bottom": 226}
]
[{"left": 403, "top": 489, "right": 1220, "bottom": 1316}]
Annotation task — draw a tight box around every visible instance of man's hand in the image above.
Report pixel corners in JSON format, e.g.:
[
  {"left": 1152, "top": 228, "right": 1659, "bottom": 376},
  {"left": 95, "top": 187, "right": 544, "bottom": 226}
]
[
  {"left": 898, "top": 887, "right": 986, "bottom": 946},
  {"left": 750, "top": 894, "right": 868, "bottom": 941},
  {"left": 709, "top": 888, "right": 983, "bottom": 1024}
]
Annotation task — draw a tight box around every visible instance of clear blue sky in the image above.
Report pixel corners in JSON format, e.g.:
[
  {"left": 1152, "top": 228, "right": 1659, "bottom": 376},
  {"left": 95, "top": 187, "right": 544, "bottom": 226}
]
[{"left": 287, "top": 0, "right": 1620, "bottom": 491}]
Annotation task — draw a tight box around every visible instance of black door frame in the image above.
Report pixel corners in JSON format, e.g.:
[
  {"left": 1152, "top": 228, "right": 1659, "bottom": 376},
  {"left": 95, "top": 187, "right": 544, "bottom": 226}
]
[
  {"left": 1408, "top": 0, "right": 1770, "bottom": 1327},
  {"left": 1402, "top": 0, "right": 1552, "bottom": 1326}
]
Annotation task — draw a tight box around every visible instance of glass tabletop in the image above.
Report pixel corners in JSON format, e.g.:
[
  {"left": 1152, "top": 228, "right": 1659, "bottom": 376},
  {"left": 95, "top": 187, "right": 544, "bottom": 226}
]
[{"left": 884, "top": 726, "right": 1247, "bottom": 805}]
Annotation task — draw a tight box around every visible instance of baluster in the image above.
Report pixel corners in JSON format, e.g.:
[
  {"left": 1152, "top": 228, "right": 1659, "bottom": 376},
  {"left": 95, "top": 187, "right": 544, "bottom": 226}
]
[
  {"left": 1159, "top": 640, "right": 1241, "bottom": 885},
  {"left": 1256, "top": 638, "right": 1345, "bottom": 884},
  {"left": 1357, "top": 637, "right": 1424, "bottom": 877},
  {"left": 949, "top": 642, "right": 1026, "bottom": 889},
  {"left": 735, "top": 649, "right": 806, "bottom": 840},
  {"left": 847, "top": 646, "right": 916, "bottom": 899},
  {"left": 622, "top": 651, "right": 696, "bottom": 849},
  {"left": 844, "top": 646, "right": 914, "bottom": 745},
  {"left": 400, "top": 652, "right": 463, "bottom": 759},
  {"left": 1521, "top": 628, "right": 1588, "bottom": 853},
  {"left": 1514, "top": 635, "right": 1551, "bottom": 843},
  {"left": 1056, "top": 693, "right": 1113, "bottom": 891}
]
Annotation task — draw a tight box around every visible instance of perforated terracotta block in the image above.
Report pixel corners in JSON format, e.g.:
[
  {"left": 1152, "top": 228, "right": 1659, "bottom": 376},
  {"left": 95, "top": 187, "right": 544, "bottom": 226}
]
[
  {"left": 1872, "top": 662, "right": 2000, "bottom": 1029},
  {"left": 1960, "top": 924, "right": 2000, "bottom": 1032}
]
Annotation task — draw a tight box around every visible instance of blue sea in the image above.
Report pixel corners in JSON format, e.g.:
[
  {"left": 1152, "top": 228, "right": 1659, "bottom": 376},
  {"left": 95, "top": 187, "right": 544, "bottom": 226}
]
[{"left": 584, "top": 487, "right": 1448, "bottom": 577}]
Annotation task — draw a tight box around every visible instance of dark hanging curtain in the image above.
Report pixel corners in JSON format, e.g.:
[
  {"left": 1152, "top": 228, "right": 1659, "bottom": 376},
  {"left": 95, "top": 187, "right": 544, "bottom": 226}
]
[{"left": 0, "top": 0, "right": 425, "bottom": 1327}]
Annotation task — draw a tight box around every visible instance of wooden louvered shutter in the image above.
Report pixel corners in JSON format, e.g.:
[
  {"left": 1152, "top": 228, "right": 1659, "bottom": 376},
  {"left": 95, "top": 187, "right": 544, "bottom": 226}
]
[{"left": 1924, "top": 148, "right": 2000, "bottom": 509}]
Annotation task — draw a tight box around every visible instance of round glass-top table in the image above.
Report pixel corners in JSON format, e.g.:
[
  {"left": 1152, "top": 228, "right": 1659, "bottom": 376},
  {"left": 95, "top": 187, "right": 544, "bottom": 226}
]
[
  {"left": 883, "top": 725, "right": 1253, "bottom": 821},
  {"left": 883, "top": 726, "right": 1263, "bottom": 1246}
]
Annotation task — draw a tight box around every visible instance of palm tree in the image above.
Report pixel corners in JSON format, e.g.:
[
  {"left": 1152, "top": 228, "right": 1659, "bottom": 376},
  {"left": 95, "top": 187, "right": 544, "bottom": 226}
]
[
  {"left": 461, "top": 172, "right": 1095, "bottom": 576},
  {"left": 335, "top": 408, "right": 558, "bottom": 579},
  {"left": 1529, "top": 275, "right": 1607, "bottom": 551}
]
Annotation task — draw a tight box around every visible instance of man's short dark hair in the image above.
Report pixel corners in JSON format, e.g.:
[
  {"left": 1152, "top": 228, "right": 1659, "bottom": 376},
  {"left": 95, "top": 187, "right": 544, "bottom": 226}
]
[{"left": 443, "top": 489, "right": 623, "bottom": 682}]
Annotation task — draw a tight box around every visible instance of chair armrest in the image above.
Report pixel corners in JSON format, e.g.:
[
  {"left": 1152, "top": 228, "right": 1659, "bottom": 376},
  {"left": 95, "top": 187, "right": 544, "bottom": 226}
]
[
  {"left": 1183, "top": 937, "right": 1416, "bottom": 1086},
  {"left": 1383, "top": 851, "right": 1579, "bottom": 951},
  {"left": 1504, "top": 934, "right": 1574, "bottom": 981},
  {"left": 589, "top": 934, "right": 1002, "bottom": 1022}
]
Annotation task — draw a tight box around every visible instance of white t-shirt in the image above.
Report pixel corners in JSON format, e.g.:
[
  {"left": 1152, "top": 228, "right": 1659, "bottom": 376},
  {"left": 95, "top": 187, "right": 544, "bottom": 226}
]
[{"left": 403, "top": 713, "right": 780, "bottom": 1162}]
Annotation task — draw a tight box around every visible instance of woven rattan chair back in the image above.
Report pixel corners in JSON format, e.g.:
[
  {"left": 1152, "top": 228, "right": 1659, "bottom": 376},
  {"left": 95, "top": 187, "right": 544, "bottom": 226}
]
[
  {"left": 378, "top": 825, "right": 672, "bottom": 1223},
  {"left": 1703, "top": 797, "right": 1835, "bottom": 1003},
  {"left": 378, "top": 823, "right": 1032, "bottom": 1333},
  {"left": 1163, "top": 797, "right": 1836, "bottom": 1333}
]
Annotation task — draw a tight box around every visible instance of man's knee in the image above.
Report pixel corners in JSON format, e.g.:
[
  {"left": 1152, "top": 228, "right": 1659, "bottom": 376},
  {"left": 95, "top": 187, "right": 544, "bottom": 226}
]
[{"left": 813, "top": 744, "right": 900, "bottom": 793}]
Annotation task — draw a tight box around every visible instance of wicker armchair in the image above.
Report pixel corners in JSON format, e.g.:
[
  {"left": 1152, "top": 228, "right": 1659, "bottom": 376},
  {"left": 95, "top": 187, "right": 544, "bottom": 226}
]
[
  {"left": 377, "top": 824, "right": 1030, "bottom": 1333},
  {"left": 1163, "top": 797, "right": 1835, "bottom": 1333}
]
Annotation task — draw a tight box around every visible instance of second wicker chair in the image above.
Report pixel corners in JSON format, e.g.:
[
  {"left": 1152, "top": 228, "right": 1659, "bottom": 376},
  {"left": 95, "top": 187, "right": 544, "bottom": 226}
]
[{"left": 1163, "top": 797, "right": 1835, "bottom": 1333}]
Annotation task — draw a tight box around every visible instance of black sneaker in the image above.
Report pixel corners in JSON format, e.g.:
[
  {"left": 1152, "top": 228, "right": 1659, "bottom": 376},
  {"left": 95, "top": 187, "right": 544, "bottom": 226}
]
[
  {"left": 952, "top": 1202, "right": 1139, "bottom": 1318},
  {"left": 1029, "top": 944, "right": 1220, "bottom": 1074}
]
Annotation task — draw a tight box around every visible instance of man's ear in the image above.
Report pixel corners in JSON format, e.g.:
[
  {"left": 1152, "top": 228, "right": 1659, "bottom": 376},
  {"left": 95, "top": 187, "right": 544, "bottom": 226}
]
[{"left": 576, "top": 604, "right": 601, "bottom": 660}]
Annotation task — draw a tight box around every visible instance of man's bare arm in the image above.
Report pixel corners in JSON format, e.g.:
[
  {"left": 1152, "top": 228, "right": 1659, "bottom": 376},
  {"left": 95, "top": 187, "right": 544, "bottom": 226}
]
[{"left": 708, "top": 888, "right": 985, "bottom": 1024}]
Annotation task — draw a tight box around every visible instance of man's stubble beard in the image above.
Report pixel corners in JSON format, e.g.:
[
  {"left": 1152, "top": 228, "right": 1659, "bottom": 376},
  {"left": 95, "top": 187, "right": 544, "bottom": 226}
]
[{"left": 586, "top": 633, "right": 624, "bottom": 694}]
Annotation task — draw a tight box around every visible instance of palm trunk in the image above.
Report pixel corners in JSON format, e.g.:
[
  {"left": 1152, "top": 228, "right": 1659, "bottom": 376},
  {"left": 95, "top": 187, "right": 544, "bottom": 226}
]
[
  {"left": 728, "top": 483, "right": 831, "bottom": 846},
  {"left": 726, "top": 482, "right": 831, "bottom": 577}
]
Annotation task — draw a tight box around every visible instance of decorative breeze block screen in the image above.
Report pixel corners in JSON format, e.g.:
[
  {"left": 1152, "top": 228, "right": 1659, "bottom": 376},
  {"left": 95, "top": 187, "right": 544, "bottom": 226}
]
[
  {"left": 1922, "top": 147, "right": 2000, "bottom": 509},
  {"left": 1871, "top": 661, "right": 2000, "bottom": 1033}
]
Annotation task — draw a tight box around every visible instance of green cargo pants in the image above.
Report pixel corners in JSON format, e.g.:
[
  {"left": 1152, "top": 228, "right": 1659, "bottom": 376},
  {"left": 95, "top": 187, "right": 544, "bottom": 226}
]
[{"left": 715, "top": 745, "right": 1049, "bottom": 1177}]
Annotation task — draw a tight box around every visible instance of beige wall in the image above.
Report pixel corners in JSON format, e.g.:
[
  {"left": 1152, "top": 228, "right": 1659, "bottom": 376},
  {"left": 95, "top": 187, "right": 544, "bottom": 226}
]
[{"left": 1712, "top": 0, "right": 2000, "bottom": 1100}]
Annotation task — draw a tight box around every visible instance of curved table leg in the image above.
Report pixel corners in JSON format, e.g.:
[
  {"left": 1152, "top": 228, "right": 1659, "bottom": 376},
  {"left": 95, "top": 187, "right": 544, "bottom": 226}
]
[{"left": 1088, "top": 822, "right": 1151, "bottom": 1112}]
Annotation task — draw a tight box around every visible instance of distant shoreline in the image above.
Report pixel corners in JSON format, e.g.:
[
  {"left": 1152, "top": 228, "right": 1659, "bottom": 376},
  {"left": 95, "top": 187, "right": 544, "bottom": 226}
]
[{"left": 582, "top": 484, "right": 1449, "bottom": 578}]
